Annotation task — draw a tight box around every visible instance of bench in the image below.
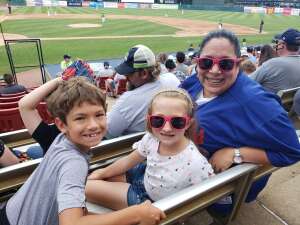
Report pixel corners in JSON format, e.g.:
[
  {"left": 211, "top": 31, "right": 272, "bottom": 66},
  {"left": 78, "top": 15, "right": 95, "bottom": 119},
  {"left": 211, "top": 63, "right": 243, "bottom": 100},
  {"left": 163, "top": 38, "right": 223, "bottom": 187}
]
[{"left": 0, "top": 131, "right": 280, "bottom": 225}]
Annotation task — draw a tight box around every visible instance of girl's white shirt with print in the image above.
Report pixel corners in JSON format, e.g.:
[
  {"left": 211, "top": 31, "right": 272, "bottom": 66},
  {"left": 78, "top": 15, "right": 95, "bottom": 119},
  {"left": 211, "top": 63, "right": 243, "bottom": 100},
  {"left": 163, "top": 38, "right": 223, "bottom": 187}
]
[{"left": 132, "top": 132, "right": 214, "bottom": 201}]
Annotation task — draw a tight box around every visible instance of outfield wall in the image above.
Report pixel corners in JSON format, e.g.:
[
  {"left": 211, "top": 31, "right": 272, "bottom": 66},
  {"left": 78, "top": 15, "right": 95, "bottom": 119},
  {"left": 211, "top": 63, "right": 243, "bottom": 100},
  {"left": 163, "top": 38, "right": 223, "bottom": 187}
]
[{"left": 244, "top": 6, "right": 300, "bottom": 16}]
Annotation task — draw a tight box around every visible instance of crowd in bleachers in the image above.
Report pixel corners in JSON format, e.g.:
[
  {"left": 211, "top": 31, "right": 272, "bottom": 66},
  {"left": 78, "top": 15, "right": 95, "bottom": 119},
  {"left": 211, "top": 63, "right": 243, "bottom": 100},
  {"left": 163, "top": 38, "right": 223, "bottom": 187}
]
[{"left": 0, "top": 28, "right": 300, "bottom": 225}]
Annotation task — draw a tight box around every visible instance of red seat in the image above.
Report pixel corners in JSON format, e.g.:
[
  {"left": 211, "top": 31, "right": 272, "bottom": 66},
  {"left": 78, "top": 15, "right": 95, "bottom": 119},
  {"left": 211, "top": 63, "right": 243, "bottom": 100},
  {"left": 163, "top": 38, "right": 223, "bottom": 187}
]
[
  {"left": 1, "top": 91, "right": 27, "bottom": 97},
  {"left": 37, "top": 102, "right": 54, "bottom": 124},
  {"left": 0, "top": 94, "right": 25, "bottom": 103},
  {"left": 0, "top": 107, "right": 25, "bottom": 133},
  {"left": 97, "top": 76, "right": 110, "bottom": 90},
  {"left": 0, "top": 101, "right": 19, "bottom": 109},
  {"left": 116, "top": 79, "right": 127, "bottom": 95}
]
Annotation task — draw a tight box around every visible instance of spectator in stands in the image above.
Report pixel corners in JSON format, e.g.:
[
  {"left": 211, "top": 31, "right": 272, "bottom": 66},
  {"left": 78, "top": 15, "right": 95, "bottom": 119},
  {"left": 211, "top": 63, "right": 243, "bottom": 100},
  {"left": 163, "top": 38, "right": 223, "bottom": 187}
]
[
  {"left": 180, "top": 29, "right": 300, "bottom": 215},
  {"left": 60, "top": 54, "right": 73, "bottom": 71},
  {"left": 246, "top": 46, "right": 257, "bottom": 64},
  {"left": 293, "top": 89, "right": 300, "bottom": 118},
  {"left": 0, "top": 73, "right": 26, "bottom": 95},
  {"left": 257, "top": 44, "right": 278, "bottom": 66},
  {"left": 175, "top": 51, "right": 188, "bottom": 82},
  {"left": 156, "top": 52, "right": 168, "bottom": 74},
  {"left": 158, "top": 59, "right": 180, "bottom": 88},
  {"left": 0, "top": 139, "right": 19, "bottom": 168},
  {"left": 105, "top": 44, "right": 164, "bottom": 138},
  {"left": 240, "top": 59, "right": 256, "bottom": 75},
  {"left": 96, "top": 61, "right": 115, "bottom": 78},
  {"left": 105, "top": 73, "right": 126, "bottom": 98},
  {"left": 251, "top": 28, "right": 300, "bottom": 93},
  {"left": 3, "top": 77, "right": 165, "bottom": 225},
  {"left": 187, "top": 52, "right": 198, "bottom": 76},
  {"left": 86, "top": 89, "right": 214, "bottom": 209}
]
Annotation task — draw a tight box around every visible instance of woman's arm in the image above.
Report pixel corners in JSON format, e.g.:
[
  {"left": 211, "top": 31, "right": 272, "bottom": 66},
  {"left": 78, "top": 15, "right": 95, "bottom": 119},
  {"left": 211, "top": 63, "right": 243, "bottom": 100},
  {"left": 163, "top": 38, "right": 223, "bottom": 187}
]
[
  {"left": 0, "top": 144, "right": 19, "bottom": 167},
  {"left": 59, "top": 201, "right": 165, "bottom": 225},
  {"left": 18, "top": 77, "right": 62, "bottom": 135},
  {"left": 88, "top": 150, "right": 145, "bottom": 180},
  {"left": 209, "top": 147, "right": 269, "bottom": 173}
]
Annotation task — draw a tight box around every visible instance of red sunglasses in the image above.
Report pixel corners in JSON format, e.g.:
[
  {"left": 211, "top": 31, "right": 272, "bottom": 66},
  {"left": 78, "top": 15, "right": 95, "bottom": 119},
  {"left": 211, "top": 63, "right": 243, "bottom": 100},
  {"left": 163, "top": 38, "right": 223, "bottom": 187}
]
[
  {"left": 148, "top": 115, "right": 190, "bottom": 130},
  {"left": 197, "top": 57, "right": 240, "bottom": 72}
]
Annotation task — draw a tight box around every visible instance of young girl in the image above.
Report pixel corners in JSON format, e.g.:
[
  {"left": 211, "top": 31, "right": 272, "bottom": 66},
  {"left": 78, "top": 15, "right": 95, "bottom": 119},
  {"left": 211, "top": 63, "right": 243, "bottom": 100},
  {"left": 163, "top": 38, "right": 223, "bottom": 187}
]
[{"left": 86, "top": 88, "right": 214, "bottom": 210}]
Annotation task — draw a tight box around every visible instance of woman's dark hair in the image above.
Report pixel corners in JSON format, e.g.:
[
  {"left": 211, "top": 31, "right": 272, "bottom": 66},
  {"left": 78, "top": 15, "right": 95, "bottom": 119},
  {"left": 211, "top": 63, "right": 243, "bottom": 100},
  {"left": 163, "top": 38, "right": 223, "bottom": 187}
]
[
  {"left": 199, "top": 30, "right": 241, "bottom": 58},
  {"left": 258, "top": 44, "right": 278, "bottom": 66}
]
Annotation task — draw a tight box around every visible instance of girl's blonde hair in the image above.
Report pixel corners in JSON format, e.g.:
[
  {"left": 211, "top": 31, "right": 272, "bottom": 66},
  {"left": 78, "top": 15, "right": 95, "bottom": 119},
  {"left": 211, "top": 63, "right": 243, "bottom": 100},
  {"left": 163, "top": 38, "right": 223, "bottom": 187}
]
[{"left": 146, "top": 88, "right": 195, "bottom": 138}]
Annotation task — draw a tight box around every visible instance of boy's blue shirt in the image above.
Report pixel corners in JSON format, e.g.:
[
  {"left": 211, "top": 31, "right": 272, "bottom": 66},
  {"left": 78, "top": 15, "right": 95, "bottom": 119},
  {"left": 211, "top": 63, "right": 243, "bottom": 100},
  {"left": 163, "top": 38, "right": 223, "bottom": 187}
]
[{"left": 180, "top": 72, "right": 300, "bottom": 202}]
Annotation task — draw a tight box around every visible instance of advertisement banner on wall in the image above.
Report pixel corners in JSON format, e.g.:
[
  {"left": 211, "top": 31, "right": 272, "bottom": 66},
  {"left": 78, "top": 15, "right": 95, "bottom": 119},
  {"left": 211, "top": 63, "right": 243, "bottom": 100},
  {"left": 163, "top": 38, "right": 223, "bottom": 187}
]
[
  {"left": 103, "top": 1, "right": 118, "bottom": 8},
  {"left": 291, "top": 8, "right": 300, "bottom": 16},
  {"left": 152, "top": 3, "right": 178, "bottom": 9},
  {"left": 283, "top": 7, "right": 291, "bottom": 16},
  {"left": 89, "top": 1, "right": 103, "bottom": 8},
  {"left": 266, "top": 7, "right": 274, "bottom": 15},
  {"left": 82, "top": 1, "right": 90, "bottom": 7},
  {"left": 118, "top": 2, "right": 125, "bottom": 8},
  {"left": 125, "top": 3, "right": 138, "bottom": 8},
  {"left": 274, "top": 7, "right": 283, "bottom": 14},
  {"left": 67, "top": 0, "right": 82, "bottom": 7},
  {"left": 121, "top": 0, "right": 153, "bottom": 3},
  {"left": 139, "top": 3, "right": 151, "bottom": 8},
  {"left": 58, "top": 1, "right": 67, "bottom": 6}
]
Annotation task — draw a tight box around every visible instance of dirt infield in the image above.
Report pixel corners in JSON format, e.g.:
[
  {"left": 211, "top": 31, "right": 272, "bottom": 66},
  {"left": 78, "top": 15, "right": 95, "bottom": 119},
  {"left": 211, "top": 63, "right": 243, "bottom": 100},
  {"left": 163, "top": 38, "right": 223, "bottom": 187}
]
[{"left": 0, "top": 13, "right": 259, "bottom": 46}]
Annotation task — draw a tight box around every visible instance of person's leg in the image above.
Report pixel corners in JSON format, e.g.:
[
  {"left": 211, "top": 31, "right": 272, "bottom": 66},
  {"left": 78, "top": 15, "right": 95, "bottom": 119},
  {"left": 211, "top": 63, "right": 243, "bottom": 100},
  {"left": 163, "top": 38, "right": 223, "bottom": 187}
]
[
  {"left": 85, "top": 177, "right": 129, "bottom": 210},
  {"left": 26, "top": 146, "right": 44, "bottom": 159}
]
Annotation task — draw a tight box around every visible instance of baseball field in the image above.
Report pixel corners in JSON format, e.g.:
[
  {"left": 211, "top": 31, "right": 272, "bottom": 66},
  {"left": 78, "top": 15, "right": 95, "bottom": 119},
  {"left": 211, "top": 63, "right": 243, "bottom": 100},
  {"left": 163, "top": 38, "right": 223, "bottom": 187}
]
[{"left": 0, "top": 6, "right": 299, "bottom": 75}]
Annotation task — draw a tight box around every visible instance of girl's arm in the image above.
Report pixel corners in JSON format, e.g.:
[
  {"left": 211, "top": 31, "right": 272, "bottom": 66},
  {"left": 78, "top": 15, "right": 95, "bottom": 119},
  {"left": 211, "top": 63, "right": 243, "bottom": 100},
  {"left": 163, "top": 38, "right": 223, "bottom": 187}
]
[
  {"left": 18, "top": 77, "right": 62, "bottom": 135},
  {"left": 88, "top": 150, "right": 145, "bottom": 180},
  {"left": 59, "top": 201, "right": 165, "bottom": 225}
]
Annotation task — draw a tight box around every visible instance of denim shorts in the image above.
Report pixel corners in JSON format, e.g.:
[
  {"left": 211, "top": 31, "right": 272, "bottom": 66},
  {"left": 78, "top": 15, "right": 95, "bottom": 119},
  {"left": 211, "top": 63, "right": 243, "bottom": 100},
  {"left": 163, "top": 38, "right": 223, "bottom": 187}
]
[{"left": 126, "top": 162, "right": 152, "bottom": 206}]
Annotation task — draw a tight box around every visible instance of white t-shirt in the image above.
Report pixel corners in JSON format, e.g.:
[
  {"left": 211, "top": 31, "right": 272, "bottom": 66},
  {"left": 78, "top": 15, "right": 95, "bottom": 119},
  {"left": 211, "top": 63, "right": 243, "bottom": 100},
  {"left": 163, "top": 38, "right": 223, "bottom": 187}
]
[
  {"left": 195, "top": 90, "right": 217, "bottom": 106},
  {"left": 133, "top": 133, "right": 214, "bottom": 201},
  {"left": 159, "top": 72, "right": 181, "bottom": 88}
]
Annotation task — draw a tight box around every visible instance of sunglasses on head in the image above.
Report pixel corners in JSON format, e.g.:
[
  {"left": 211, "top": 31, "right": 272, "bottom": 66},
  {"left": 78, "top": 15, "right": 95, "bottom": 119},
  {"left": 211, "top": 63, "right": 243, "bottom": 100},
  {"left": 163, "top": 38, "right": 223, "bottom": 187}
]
[
  {"left": 148, "top": 115, "right": 190, "bottom": 130},
  {"left": 197, "top": 57, "right": 239, "bottom": 72}
]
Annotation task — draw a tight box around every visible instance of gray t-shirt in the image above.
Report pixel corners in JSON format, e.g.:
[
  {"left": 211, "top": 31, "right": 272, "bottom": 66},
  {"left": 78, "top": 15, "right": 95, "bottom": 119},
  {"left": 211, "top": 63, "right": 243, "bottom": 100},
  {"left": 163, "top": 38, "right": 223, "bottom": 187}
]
[
  {"left": 106, "top": 79, "right": 163, "bottom": 138},
  {"left": 250, "top": 55, "right": 300, "bottom": 94},
  {"left": 6, "top": 133, "right": 90, "bottom": 225}
]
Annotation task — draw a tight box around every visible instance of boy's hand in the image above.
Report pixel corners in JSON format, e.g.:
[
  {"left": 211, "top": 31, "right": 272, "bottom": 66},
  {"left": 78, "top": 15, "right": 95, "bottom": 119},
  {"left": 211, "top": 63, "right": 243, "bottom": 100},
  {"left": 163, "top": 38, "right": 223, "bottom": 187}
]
[
  {"left": 209, "top": 147, "right": 234, "bottom": 173},
  {"left": 137, "top": 200, "right": 166, "bottom": 225},
  {"left": 87, "top": 168, "right": 106, "bottom": 180}
]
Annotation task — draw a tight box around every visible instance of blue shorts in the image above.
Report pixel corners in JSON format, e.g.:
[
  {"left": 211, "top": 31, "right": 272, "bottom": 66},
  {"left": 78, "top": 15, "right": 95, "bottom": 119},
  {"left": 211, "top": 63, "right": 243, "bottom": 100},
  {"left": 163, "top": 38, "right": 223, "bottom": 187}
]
[{"left": 126, "top": 162, "right": 152, "bottom": 206}]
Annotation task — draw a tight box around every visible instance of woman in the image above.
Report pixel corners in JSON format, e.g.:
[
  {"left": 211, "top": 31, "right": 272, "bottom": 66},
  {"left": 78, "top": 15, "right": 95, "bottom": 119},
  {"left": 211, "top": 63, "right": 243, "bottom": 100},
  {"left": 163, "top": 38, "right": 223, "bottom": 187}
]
[
  {"left": 180, "top": 29, "right": 300, "bottom": 213},
  {"left": 258, "top": 44, "right": 277, "bottom": 66}
]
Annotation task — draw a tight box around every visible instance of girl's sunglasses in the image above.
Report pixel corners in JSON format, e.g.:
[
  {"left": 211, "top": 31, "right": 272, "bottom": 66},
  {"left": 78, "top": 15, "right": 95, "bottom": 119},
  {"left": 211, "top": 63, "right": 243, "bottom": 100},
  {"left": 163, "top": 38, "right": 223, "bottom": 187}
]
[
  {"left": 197, "top": 57, "right": 239, "bottom": 72},
  {"left": 148, "top": 115, "right": 190, "bottom": 130}
]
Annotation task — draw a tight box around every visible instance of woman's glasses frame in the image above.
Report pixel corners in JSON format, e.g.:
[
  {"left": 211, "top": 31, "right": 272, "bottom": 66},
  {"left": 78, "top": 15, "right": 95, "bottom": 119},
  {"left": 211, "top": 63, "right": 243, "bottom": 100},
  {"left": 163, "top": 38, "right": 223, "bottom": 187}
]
[{"left": 197, "top": 57, "right": 240, "bottom": 73}]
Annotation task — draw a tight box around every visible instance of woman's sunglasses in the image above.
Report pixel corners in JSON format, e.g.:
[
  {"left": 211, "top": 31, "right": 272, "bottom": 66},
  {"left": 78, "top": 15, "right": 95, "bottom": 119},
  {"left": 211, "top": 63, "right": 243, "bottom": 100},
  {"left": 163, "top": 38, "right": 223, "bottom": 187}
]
[
  {"left": 197, "top": 57, "right": 239, "bottom": 72},
  {"left": 148, "top": 115, "right": 190, "bottom": 130}
]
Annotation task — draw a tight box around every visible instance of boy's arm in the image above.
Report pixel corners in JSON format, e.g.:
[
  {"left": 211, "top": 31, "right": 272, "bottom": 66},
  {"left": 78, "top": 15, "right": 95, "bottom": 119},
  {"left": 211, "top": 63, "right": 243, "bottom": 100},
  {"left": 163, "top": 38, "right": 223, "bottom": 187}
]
[
  {"left": 88, "top": 150, "right": 145, "bottom": 180},
  {"left": 18, "top": 77, "right": 62, "bottom": 135},
  {"left": 59, "top": 201, "right": 165, "bottom": 225}
]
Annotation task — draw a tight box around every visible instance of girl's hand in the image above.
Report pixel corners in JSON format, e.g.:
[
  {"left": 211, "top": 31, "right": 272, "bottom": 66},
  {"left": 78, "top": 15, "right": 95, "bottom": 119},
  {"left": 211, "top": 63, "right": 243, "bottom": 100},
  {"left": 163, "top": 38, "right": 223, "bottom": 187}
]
[
  {"left": 209, "top": 147, "right": 234, "bottom": 173},
  {"left": 87, "top": 168, "right": 106, "bottom": 180},
  {"left": 137, "top": 201, "right": 166, "bottom": 225}
]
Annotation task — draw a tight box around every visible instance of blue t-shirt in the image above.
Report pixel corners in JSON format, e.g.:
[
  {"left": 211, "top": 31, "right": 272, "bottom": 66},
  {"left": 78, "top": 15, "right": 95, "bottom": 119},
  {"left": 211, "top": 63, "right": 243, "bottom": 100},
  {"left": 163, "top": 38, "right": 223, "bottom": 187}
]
[{"left": 181, "top": 72, "right": 300, "bottom": 202}]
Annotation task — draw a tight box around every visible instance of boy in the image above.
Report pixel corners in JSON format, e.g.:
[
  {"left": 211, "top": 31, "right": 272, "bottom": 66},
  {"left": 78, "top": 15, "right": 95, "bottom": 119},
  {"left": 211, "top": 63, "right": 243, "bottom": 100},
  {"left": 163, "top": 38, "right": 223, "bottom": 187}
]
[{"left": 1, "top": 77, "right": 165, "bottom": 225}]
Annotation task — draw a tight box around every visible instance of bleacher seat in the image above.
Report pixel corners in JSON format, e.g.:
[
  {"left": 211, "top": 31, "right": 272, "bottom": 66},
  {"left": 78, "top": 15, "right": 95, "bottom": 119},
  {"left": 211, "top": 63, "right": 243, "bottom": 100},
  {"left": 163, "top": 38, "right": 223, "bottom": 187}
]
[
  {"left": 116, "top": 79, "right": 127, "bottom": 95},
  {"left": 0, "top": 101, "right": 19, "bottom": 109},
  {"left": 0, "top": 107, "right": 25, "bottom": 132},
  {"left": 37, "top": 102, "right": 54, "bottom": 124},
  {"left": 0, "top": 95, "right": 25, "bottom": 103},
  {"left": 0, "top": 91, "right": 27, "bottom": 97}
]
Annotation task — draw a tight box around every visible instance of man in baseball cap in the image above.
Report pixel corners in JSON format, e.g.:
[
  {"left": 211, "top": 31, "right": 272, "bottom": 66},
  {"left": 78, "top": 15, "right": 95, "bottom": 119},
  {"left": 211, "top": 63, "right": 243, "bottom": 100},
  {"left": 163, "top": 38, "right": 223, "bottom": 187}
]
[
  {"left": 106, "top": 44, "right": 162, "bottom": 138},
  {"left": 251, "top": 28, "right": 300, "bottom": 93}
]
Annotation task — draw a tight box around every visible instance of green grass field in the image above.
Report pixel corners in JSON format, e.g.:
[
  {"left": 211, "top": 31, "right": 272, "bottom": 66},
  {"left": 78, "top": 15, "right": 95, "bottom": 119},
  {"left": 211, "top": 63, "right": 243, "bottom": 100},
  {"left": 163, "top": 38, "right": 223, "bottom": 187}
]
[{"left": 0, "top": 6, "right": 299, "bottom": 75}]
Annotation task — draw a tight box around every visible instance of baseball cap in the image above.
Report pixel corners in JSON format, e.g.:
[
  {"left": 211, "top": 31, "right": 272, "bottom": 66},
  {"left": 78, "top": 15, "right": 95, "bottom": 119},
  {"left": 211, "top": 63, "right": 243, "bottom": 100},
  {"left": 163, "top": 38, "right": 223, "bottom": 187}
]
[
  {"left": 274, "top": 28, "right": 300, "bottom": 45},
  {"left": 103, "top": 61, "right": 110, "bottom": 67},
  {"left": 63, "top": 54, "right": 71, "bottom": 59},
  {"left": 115, "top": 45, "right": 156, "bottom": 75}
]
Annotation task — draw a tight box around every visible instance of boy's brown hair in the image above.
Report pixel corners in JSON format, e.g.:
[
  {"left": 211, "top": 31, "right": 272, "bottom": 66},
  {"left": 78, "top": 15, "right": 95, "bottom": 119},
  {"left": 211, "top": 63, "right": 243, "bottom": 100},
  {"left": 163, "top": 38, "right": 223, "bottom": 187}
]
[
  {"left": 46, "top": 77, "right": 106, "bottom": 124},
  {"left": 146, "top": 88, "right": 195, "bottom": 138}
]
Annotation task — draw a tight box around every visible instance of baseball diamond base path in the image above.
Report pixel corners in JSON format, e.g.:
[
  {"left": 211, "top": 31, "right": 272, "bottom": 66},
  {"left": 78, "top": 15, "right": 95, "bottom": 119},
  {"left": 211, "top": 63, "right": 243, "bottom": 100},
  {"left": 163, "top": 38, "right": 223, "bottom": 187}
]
[{"left": 0, "top": 13, "right": 260, "bottom": 45}]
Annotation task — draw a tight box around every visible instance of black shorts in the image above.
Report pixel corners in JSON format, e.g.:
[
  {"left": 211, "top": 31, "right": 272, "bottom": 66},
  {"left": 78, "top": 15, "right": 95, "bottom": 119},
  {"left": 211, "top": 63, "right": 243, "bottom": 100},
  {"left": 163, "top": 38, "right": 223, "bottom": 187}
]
[{"left": 0, "top": 204, "right": 10, "bottom": 225}]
